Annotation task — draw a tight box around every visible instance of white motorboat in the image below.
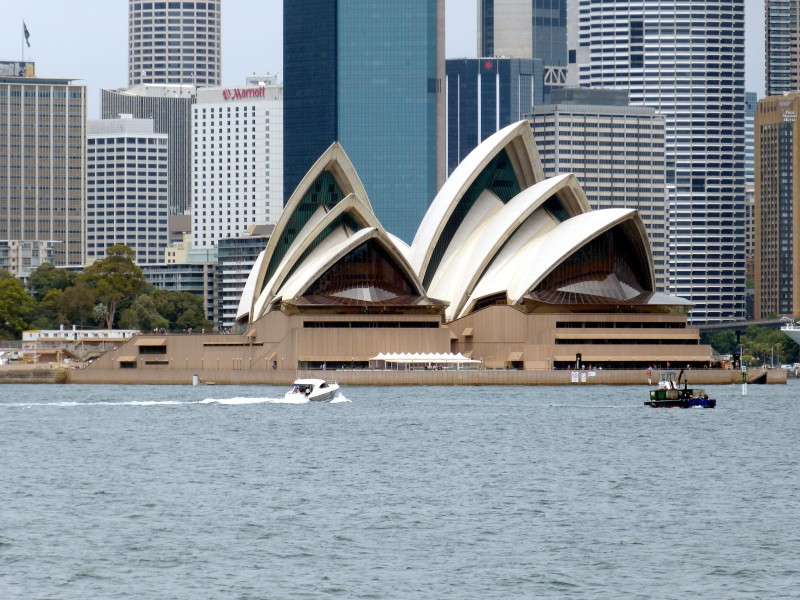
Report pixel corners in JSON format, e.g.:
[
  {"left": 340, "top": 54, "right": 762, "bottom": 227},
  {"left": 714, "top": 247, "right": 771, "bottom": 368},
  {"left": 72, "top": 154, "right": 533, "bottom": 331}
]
[{"left": 284, "top": 378, "right": 340, "bottom": 402}]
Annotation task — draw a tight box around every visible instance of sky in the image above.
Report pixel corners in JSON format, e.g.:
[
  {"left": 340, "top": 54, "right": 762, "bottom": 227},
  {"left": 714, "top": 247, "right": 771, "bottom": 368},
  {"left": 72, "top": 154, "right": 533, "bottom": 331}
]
[{"left": 2, "top": 0, "right": 766, "bottom": 119}]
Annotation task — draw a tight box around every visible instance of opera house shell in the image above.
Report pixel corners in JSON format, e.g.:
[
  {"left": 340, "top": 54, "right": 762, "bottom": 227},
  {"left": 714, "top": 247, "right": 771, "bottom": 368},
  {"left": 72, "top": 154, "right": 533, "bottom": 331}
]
[{"left": 226, "top": 120, "right": 710, "bottom": 371}]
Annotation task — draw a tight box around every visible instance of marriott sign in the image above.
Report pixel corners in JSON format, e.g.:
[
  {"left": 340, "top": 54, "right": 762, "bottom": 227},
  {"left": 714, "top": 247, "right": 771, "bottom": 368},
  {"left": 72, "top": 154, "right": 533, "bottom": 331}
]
[{"left": 222, "top": 87, "right": 266, "bottom": 101}]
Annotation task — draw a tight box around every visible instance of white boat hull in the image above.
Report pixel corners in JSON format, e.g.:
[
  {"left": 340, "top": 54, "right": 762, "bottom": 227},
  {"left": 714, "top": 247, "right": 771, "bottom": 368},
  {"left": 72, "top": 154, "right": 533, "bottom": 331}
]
[{"left": 284, "top": 379, "right": 340, "bottom": 402}]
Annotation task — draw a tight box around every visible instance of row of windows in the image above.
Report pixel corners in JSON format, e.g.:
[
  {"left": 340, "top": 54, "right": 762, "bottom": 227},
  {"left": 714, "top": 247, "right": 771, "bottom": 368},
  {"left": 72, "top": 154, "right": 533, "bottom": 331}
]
[{"left": 131, "top": 2, "right": 218, "bottom": 13}]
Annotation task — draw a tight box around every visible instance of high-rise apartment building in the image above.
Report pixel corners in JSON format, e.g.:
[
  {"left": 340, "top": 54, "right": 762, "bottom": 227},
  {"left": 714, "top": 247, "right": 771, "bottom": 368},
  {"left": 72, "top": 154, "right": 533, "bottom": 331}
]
[
  {"left": 87, "top": 115, "right": 168, "bottom": 265},
  {"left": 754, "top": 94, "right": 800, "bottom": 319},
  {"left": 192, "top": 77, "right": 283, "bottom": 249},
  {"left": 479, "top": 0, "right": 568, "bottom": 99},
  {"left": 445, "top": 57, "right": 542, "bottom": 175},
  {"left": 101, "top": 84, "right": 196, "bottom": 215},
  {"left": 575, "top": 1, "right": 747, "bottom": 324},
  {"left": 283, "top": 0, "right": 445, "bottom": 243},
  {"left": 128, "top": 0, "right": 221, "bottom": 87},
  {"left": 528, "top": 88, "right": 668, "bottom": 290},
  {"left": 0, "top": 64, "right": 86, "bottom": 267},
  {"left": 745, "top": 91, "right": 757, "bottom": 189},
  {"left": 766, "top": 0, "right": 800, "bottom": 96}
]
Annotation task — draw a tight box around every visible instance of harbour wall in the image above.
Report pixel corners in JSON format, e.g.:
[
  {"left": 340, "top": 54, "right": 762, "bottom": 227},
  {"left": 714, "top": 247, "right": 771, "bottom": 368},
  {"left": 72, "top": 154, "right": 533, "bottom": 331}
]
[{"left": 58, "top": 367, "right": 786, "bottom": 386}]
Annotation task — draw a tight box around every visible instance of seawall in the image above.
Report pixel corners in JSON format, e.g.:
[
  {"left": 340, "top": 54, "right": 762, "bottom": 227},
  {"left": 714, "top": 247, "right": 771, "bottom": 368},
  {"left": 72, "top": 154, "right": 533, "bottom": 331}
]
[
  {"left": 61, "top": 367, "right": 786, "bottom": 386},
  {"left": 0, "top": 367, "right": 67, "bottom": 384}
]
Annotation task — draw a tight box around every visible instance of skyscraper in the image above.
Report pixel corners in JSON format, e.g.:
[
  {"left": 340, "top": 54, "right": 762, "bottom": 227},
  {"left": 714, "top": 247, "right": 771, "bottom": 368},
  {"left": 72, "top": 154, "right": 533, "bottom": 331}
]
[
  {"left": 446, "top": 57, "right": 542, "bottom": 175},
  {"left": 0, "top": 64, "right": 86, "bottom": 267},
  {"left": 128, "top": 0, "right": 221, "bottom": 87},
  {"left": 766, "top": 0, "right": 800, "bottom": 96},
  {"left": 754, "top": 94, "right": 800, "bottom": 319},
  {"left": 192, "top": 76, "right": 283, "bottom": 249},
  {"left": 101, "top": 84, "right": 196, "bottom": 215},
  {"left": 478, "top": 0, "right": 568, "bottom": 99},
  {"left": 87, "top": 115, "right": 168, "bottom": 265},
  {"left": 576, "top": 1, "right": 747, "bottom": 324},
  {"left": 283, "top": 0, "right": 445, "bottom": 243},
  {"left": 745, "top": 91, "right": 757, "bottom": 189}
]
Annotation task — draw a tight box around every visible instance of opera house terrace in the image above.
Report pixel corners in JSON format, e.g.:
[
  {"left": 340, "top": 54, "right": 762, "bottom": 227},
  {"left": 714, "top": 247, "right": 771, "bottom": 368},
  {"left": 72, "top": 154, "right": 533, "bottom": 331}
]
[{"left": 73, "top": 121, "right": 724, "bottom": 385}]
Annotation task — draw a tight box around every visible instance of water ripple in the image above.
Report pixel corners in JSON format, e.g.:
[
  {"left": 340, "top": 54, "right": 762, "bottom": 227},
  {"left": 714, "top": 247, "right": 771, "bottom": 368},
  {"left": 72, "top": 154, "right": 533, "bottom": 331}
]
[{"left": 1, "top": 382, "right": 799, "bottom": 598}]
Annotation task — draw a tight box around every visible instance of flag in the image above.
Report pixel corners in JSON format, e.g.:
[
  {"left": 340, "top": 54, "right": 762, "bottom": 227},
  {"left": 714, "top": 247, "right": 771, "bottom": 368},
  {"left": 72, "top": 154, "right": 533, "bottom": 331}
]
[{"left": 23, "top": 22, "right": 31, "bottom": 47}]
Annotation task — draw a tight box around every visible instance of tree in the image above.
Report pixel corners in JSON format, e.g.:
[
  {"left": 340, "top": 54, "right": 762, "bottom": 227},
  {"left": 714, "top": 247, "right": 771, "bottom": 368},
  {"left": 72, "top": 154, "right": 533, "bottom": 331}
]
[
  {"left": 79, "top": 245, "right": 148, "bottom": 329},
  {"left": 28, "top": 262, "right": 77, "bottom": 300},
  {"left": 29, "top": 288, "right": 66, "bottom": 330},
  {"left": 704, "top": 330, "right": 737, "bottom": 356},
  {"left": 119, "top": 294, "right": 168, "bottom": 332},
  {"left": 153, "top": 290, "right": 213, "bottom": 331},
  {"left": 0, "top": 276, "right": 37, "bottom": 338},
  {"left": 61, "top": 282, "right": 96, "bottom": 328},
  {"left": 741, "top": 325, "right": 799, "bottom": 367}
]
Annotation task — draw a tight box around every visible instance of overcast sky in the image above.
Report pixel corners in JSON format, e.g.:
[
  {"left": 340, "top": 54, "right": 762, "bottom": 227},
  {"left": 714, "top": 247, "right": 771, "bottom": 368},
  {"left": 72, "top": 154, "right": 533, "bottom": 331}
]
[{"left": 2, "top": 0, "right": 766, "bottom": 119}]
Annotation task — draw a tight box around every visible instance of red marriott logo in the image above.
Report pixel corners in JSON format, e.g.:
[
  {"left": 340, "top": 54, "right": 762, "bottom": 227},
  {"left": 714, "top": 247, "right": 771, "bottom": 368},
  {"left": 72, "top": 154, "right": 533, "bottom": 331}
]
[{"left": 222, "top": 87, "right": 266, "bottom": 101}]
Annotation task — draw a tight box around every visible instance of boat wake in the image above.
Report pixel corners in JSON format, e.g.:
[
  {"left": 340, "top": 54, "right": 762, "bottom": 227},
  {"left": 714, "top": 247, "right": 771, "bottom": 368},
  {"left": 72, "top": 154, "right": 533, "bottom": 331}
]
[
  {"left": 200, "top": 396, "right": 306, "bottom": 405},
  {"left": 4, "top": 394, "right": 351, "bottom": 408},
  {"left": 4, "top": 400, "right": 194, "bottom": 407}
]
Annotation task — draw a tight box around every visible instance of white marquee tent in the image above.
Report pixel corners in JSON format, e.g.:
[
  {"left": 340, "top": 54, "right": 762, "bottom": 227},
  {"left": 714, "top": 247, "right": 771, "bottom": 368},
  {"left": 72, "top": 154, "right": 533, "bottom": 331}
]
[{"left": 369, "top": 352, "right": 482, "bottom": 370}]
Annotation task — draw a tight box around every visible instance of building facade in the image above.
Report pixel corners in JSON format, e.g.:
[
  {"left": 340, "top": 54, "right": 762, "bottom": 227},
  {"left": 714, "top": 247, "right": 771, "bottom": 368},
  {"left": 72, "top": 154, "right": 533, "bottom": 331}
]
[
  {"left": 446, "top": 57, "right": 542, "bottom": 175},
  {"left": 101, "top": 85, "right": 196, "bottom": 215},
  {"left": 745, "top": 91, "right": 757, "bottom": 189},
  {"left": 192, "top": 77, "right": 283, "bottom": 249},
  {"left": 766, "top": 0, "right": 800, "bottom": 96},
  {"left": 528, "top": 88, "right": 668, "bottom": 291},
  {"left": 575, "top": 0, "right": 747, "bottom": 324},
  {"left": 0, "top": 67, "right": 86, "bottom": 267},
  {"left": 283, "top": 0, "right": 446, "bottom": 243},
  {"left": 141, "top": 262, "right": 216, "bottom": 322},
  {"left": 128, "top": 0, "right": 221, "bottom": 87},
  {"left": 479, "top": 0, "right": 568, "bottom": 101},
  {"left": 0, "top": 240, "right": 55, "bottom": 280},
  {"left": 755, "top": 94, "right": 800, "bottom": 319},
  {"left": 87, "top": 115, "right": 169, "bottom": 265},
  {"left": 215, "top": 226, "right": 272, "bottom": 330}
]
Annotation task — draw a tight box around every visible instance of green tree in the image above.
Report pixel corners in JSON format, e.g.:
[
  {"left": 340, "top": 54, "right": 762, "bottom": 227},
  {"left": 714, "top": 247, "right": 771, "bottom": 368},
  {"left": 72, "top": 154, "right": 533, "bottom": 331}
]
[
  {"left": 0, "top": 276, "right": 37, "bottom": 338},
  {"left": 153, "top": 290, "right": 213, "bottom": 331},
  {"left": 741, "top": 326, "right": 798, "bottom": 367},
  {"left": 61, "top": 282, "right": 96, "bottom": 328},
  {"left": 29, "top": 288, "right": 66, "bottom": 330},
  {"left": 27, "top": 262, "right": 77, "bottom": 300},
  {"left": 704, "top": 330, "right": 737, "bottom": 355},
  {"left": 119, "top": 294, "right": 169, "bottom": 332},
  {"left": 79, "top": 245, "right": 147, "bottom": 329}
]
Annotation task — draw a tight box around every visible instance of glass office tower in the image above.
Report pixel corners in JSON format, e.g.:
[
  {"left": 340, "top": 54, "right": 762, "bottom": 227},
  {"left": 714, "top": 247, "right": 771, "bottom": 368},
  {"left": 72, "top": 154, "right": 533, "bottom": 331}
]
[
  {"left": 284, "top": 0, "right": 445, "bottom": 243},
  {"left": 479, "top": 0, "right": 567, "bottom": 100},
  {"left": 446, "top": 57, "right": 542, "bottom": 175}
]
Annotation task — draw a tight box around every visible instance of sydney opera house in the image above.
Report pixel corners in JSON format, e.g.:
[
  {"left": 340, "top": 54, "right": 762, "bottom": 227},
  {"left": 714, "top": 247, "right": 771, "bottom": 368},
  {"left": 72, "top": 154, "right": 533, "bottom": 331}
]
[{"left": 89, "top": 121, "right": 711, "bottom": 378}]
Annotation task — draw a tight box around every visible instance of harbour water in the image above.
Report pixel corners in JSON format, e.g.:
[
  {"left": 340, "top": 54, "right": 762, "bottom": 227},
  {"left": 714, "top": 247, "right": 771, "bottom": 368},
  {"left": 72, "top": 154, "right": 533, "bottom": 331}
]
[{"left": 1, "top": 382, "right": 798, "bottom": 599}]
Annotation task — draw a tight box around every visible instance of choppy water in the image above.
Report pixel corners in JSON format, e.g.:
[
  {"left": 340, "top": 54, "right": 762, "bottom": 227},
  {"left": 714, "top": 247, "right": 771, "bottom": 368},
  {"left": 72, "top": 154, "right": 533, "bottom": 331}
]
[{"left": 1, "top": 381, "right": 798, "bottom": 599}]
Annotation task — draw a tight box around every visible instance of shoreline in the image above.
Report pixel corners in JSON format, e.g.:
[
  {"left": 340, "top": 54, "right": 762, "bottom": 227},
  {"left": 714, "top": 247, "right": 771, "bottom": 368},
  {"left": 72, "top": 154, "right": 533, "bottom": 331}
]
[{"left": 0, "top": 366, "right": 787, "bottom": 386}]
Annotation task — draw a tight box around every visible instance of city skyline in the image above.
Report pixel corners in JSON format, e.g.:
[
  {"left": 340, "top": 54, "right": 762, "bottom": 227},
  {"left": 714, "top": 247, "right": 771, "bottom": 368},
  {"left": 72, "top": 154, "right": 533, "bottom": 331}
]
[{"left": 3, "top": 0, "right": 767, "bottom": 120}]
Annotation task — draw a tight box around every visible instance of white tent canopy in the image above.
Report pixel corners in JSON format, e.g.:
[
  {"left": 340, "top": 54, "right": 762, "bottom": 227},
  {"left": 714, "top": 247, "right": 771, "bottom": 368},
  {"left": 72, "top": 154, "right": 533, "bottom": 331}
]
[{"left": 369, "top": 352, "right": 482, "bottom": 370}]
